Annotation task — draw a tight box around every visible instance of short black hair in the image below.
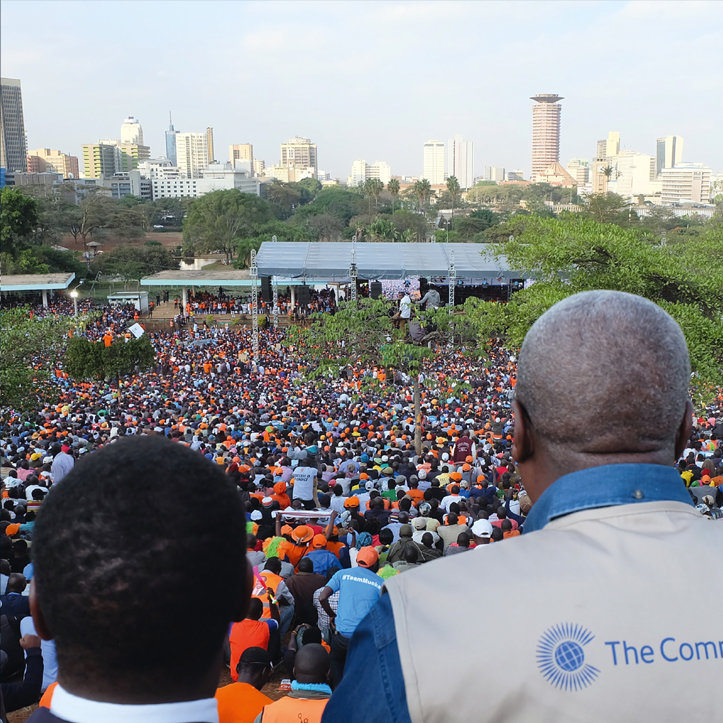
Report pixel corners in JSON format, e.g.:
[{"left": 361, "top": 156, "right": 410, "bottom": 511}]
[{"left": 32, "top": 436, "right": 247, "bottom": 697}]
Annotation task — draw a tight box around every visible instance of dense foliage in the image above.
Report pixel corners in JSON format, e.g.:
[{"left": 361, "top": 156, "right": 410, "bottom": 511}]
[{"left": 65, "top": 335, "right": 155, "bottom": 380}]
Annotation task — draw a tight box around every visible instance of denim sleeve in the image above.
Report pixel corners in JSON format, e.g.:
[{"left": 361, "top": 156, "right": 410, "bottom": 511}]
[{"left": 321, "top": 594, "right": 411, "bottom": 723}]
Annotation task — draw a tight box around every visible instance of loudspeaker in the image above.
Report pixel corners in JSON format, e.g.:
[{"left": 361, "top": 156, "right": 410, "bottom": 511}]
[
  {"left": 261, "top": 276, "right": 272, "bottom": 303},
  {"left": 297, "top": 285, "right": 311, "bottom": 305},
  {"left": 370, "top": 281, "right": 382, "bottom": 299}
]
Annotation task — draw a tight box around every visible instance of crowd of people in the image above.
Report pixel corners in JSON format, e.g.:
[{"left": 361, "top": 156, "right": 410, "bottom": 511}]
[{"left": 0, "top": 289, "right": 721, "bottom": 721}]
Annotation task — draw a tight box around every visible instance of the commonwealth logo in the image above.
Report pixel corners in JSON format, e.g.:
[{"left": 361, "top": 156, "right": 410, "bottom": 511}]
[{"left": 537, "top": 623, "right": 600, "bottom": 691}]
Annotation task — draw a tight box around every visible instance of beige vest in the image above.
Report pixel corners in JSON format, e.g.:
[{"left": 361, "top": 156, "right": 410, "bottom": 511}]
[{"left": 386, "top": 501, "right": 723, "bottom": 723}]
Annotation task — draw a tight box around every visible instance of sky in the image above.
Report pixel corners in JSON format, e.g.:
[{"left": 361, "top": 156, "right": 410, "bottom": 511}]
[{"left": 3, "top": 0, "right": 722, "bottom": 179}]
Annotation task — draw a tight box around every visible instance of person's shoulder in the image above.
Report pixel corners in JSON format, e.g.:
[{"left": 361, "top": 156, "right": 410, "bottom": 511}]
[{"left": 26, "top": 710, "right": 73, "bottom": 723}]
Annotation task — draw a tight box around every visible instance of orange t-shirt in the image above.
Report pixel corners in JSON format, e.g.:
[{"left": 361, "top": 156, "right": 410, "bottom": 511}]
[
  {"left": 215, "top": 681, "right": 272, "bottom": 723},
  {"left": 229, "top": 620, "right": 270, "bottom": 682}
]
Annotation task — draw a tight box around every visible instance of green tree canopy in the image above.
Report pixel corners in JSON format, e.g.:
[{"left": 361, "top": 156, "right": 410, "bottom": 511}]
[
  {"left": 1, "top": 187, "right": 39, "bottom": 258},
  {"left": 0, "top": 306, "right": 73, "bottom": 412},
  {"left": 183, "top": 190, "right": 272, "bottom": 264},
  {"left": 477, "top": 216, "right": 723, "bottom": 399}
]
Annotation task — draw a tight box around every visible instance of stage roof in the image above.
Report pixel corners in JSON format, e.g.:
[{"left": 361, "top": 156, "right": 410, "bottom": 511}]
[
  {"left": 255, "top": 242, "right": 517, "bottom": 280},
  {"left": 0, "top": 272, "right": 76, "bottom": 292}
]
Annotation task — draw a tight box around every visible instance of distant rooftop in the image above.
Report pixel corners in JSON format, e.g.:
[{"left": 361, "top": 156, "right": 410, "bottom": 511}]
[{"left": 0, "top": 272, "right": 75, "bottom": 292}]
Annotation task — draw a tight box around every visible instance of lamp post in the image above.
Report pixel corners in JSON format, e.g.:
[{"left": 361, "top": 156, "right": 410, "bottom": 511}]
[{"left": 70, "top": 289, "right": 79, "bottom": 317}]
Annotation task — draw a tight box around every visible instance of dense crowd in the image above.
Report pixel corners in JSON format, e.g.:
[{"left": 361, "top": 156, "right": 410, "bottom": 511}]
[{"left": 1, "top": 294, "right": 721, "bottom": 721}]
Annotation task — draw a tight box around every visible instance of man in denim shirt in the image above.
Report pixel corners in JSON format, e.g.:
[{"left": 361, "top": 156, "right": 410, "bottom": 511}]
[{"left": 324, "top": 291, "right": 721, "bottom": 723}]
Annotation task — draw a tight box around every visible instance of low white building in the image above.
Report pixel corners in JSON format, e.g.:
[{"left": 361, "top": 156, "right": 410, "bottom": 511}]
[
  {"left": 660, "top": 163, "right": 712, "bottom": 205},
  {"left": 151, "top": 163, "right": 262, "bottom": 199}
]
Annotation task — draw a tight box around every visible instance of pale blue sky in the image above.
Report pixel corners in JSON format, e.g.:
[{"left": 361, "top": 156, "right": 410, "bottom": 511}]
[{"left": 3, "top": 0, "right": 722, "bottom": 178}]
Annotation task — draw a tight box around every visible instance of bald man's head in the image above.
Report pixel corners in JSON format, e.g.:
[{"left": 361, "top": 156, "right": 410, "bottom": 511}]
[{"left": 516, "top": 291, "right": 690, "bottom": 458}]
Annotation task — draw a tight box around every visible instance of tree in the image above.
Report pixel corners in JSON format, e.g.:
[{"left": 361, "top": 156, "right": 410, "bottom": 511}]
[
  {"left": 387, "top": 179, "right": 400, "bottom": 211},
  {"left": 390, "top": 210, "right": 428, "bottom": 242},
  {"left": 413, "top": 179, "right": 432, "bottom": 214},
  {"left": 287, "top": 298, "right": 436, "bottom": 453},
  {"left": 446, "top": 176, "right": 461, "bottom": 220},
  {"left": 482, "top": 216, "right": 723, "bottom": 399},
  {"left": 584, "top": 193, "right": 628, "bottom": 224},
  {"left": 363, "top": 178, "right": 384, "bottom": 214},
  {"left": 366, "top": 217, "right": 397, "bottom": 241},
  {"left": 92, "top": 242, "right": 177, "bottom": 284},
  {"left": 0, "top": 306, "right": 74, "bottom": 412},
  {"left": 0, "top": 187, "right": 39, "bottom": 258},
  {"left": 183, "top": 190, "right": 272, "bottom": 264},
  {"left": 65, "top": 334, "right": 155, "bottom": 380}
]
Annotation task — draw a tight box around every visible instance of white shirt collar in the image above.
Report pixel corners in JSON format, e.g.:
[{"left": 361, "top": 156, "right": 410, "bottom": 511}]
[{"left": 51, "top": 684, "right": 219, "bottom": 723}]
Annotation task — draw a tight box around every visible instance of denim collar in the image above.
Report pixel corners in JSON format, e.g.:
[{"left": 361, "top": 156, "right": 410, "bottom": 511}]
[{"left": 524, "top": 463, "right": 692, "bottom": 534}]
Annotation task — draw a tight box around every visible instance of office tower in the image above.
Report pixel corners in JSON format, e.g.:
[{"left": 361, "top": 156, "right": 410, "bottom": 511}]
[
  {"left": 566, "top": 159, "right": 590, "bottom": 187},
  {"left": 660, "top": 163, "right": 711, "bottom": 204},
  {"left": 280, "top": 136, "right": 318, "bottom": 179},
  {"left": 165, "top": 112, "right": 178, "bottom": 165},
  {"left": 229, "top": 143, "right": 254, "bottom": 170},
  {"left": 206, "top": 127, "right": 215, "bottom": 163},
  {"left": 530, "top": 93, "right": 563, "bottom": 181},
  {"left": 507, "top": 170, "right": 524, "bottom": 182},
  {"left": 27, "top": 148, "right": 79, "bottom": 178},
  {"left": 82, "top": 143, "right": 119, "bottom": 178},
  {"left": 447, "top": 135, "right": 474, "bottom": 188},
  {"left": 591, "top": 158, "right": 610, "bottom": 194},
  {"left": 607, "top": 151, "right": 658, "bottom": 197},
  {"left": 120, "top": 116, "right": 144, "bottom": 146},
  {"left": 176, "top": 132, "right": 209, "bottom": 178},
  {"left": 423, "top": 140, "right": 445, "bottom": 184},
  {"left": 253, "top": 159, "right": 265, "bottom": 176},
  {"left": 1, "top": 77, "right": 28, "bottom": 173},
  {"left": 656, "top": 135, "right": 683, "bottom": 176}
]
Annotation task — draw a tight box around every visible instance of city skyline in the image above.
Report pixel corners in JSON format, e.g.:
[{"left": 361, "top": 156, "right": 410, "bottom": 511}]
[{"left": 2, "top": 1, "right": 722, "bottom": 180}]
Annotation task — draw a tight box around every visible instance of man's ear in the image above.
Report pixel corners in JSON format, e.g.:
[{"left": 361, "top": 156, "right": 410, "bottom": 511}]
[
  {"left": 511, "top": 400, "right": 534, "bottom": 464},
  {"left": 29, "top": 579, "right": 54, "bottom": 641},
  {"left": 674, "top": 400, "right": 694, "bottom": 462}
]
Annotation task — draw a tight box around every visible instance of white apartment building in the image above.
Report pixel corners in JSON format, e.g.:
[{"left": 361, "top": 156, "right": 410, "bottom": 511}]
[
  {"left": 660, "top": 163, "right": 711, "bottom": 205},
  {"left": 447, "top": 135, "right": 474, "bottom": 188},
  {"left": 347, "top": 159, "right": 392, "bottom": 187},
  {"left": 423, "top": 140, "right": 445, "bottom": 185},
  {"left": 176, "top": 132, "right": 209, "bottom": 178},
  {"left": 607, "top": 151, "right": 660, "bottom": 198},
  {"left": 151, "top": 163, "right": 261, "bottom": 199},
  {"left": 120, "top": 116, "right": 144, "bottom": 146}
]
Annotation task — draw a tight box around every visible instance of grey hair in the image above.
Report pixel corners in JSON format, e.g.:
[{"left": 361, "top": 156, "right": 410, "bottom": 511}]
[{"left": 516, "top": 290, "right": 690, "bottom": 454}]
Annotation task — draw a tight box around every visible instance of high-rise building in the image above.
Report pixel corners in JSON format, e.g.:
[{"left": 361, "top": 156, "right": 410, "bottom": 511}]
[
  {"left": 566, "top": 159, "right": 590, "bottom": 187},
  {"left": 120, "top": 116, "right": 144, "bottom": 146},
  {"left": 447, "top": 134, "right": 474, "bottom": 188},
  {"left": 253, "top": 159, "right": 265, "bottom": 176},
  {"left": 229, "top": 143, "right": 254, "bottom": 171},
  {"left": 176, "top": 132, "right": 210, "bottom": 178},
  {"left": 280, "top": 136, "right": 318, "bottom": 179},
  {"left": 596, "top": 131, "right": 620, "bottom": 160},
  {"left": 1, "top": 77, "right": 28, "bottom": 173},
  {"left": 165, "top": 112, "right": 178, "bottom": 165},
  {"left": 347, "top": 159, "right": 392, "bottom": 187},
  {"left": 656, "top": 135, "right": 683, "bottom": 176},
  {"left": 206, "top": 127, "right": 215, "bottom": 164},
  {"left": 660, "top": 163, "right": 711, "bottom": 205},
  {"left": 530, "top": 93, "right": 563, "bottom": 182},
  {"left": 27, "top": 148, "right": 79, "bottom": 178},
  {"left": 423, "top": 140, "right": 445, "bottom": 185}
]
